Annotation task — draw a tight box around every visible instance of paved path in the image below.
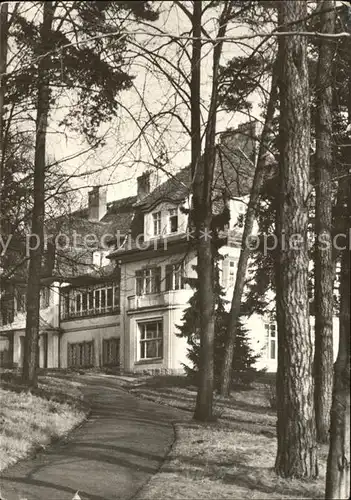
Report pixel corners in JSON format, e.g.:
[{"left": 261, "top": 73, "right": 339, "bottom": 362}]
[{"left": 0, "top": 375, "right": 186, "bottom": 500}]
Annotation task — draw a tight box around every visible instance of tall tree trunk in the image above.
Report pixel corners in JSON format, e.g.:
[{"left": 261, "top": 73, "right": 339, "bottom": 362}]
[
  {"left": 325, "top": 183, "right": 350, "bottom": 499},
  {"left": 0, "top": 1, "right": 7, "bottom": 146},
  {"left": 190, "top": 0, "right": 212, "bottom": 421},
  {"left": 22, "top": 1, "right": 54, "bottom": 388},
  {"left": 192, "top": 1, "right": 232, "bottom": 421},
  {"left": 275, "top": 0, "right": 318, "bottom": 478},
  {"left": 325, "top": 34, "right": 351, "bottom": 497},
  {"left": 219, "top": 61, "right": 278, "bottom": 397},
  {"left": 0, "top": 1, "right": 8, "bottom": 202},
  {"left": 314, "top": 0, "right": 336, "bottom": 444}
]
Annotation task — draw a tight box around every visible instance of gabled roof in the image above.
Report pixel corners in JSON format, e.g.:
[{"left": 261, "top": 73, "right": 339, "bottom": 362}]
[
  {"left": 44, "top": 195, "right": 138, "bottom": 280},
  {"left": 134, "top": 166, "right": 191, "bottom": 211},
  {"left": 54, "top": 195, "right": 137, "bottom": 236},
  {"left": 133, "top": 124, "right": 260, "bottom": 211}
]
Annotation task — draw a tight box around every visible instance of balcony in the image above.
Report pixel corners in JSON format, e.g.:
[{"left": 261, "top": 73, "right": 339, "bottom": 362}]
[
  {"left": 61, "top": 304, "right": 120, "bottom": 321},
  {"left": 127, "top": 289, "right": 193, "bottom": 311}
]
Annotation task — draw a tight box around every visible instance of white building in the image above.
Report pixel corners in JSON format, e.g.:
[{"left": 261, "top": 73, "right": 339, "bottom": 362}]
[{"left": 0, "top": 122, "right": 339, "bottom": 373}]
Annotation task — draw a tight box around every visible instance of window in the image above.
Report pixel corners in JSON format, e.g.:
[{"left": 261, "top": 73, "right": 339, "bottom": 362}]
[
  {"left": 139, "top": 321, "right": 163, "bottom": 360},
  {"left": 61, "top": 282, "right": 120, "bottom": 320},
  {"left": 169, "top": 209, "right": 178, "bottom": 233},
  {"left": 64, "top": 294, "right": 70, "bottom": 315},
  {"left": 165, "top": 263, "right": 185, "bottom": 290},
  {"left": 40, "top": 286, "right": 50, "bottom": 308},
  {"left": 82, "top": 292, "right": 88, "bottom": 311},
  {"left": 265, "top": 323, "right": 276, "bottom": 360},
  {"left": 136, "top": 267, "right": 161, "bottom": 295},
  {"left": 238, "top": 202, "right": 246, "bottom": 214},
  {"left": 93, "top": 252, "right": 101, "bottom": 267},
  {"left": 1, "top": 295, "right": 14, "bottom": 325},
  {"left": 114, "top": 286, "right": 119, "bottom": 306},
  {"left": 135, "top": 270, "right": 143, "bottom": 296},
  {"left": 76, "top": 294, "right": 81, "bottom": 313},
  {"left": 93, "top": 251, "right": 110, "bottom": 268},
  {"left": 153, "top": 211, "right": 161, "bottom": 235},
  {"left": 95, "top": 289, "right": 100, "bottom": 309},
  {"left": 107, "top": 287, "right": 113, "bottom": 307},
  {"left": 68, "top": 341, "right": 94, "bottom": 368},
  {"left": 101, "top": 289, "right": 106, "bottom": 309},
  {"left": 88, "top": 291, "right": 94, "bottom": 310},
  {"left": 229, "top": 261, "right": 236, "bottom": 286},
  {"left": 16, "top": 290, "right": 26, "bottom": 313},
  {"left": 103, "top": 338, "right": 120, "bottom": 366}
]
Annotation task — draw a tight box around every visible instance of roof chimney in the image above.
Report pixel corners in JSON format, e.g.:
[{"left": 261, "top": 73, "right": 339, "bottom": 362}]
[
  {"left": 88, "top": 186, "right": 107, "bottom": 221},
  {"left": 137, "top": 171, "right": 151, "bottom": 201}
]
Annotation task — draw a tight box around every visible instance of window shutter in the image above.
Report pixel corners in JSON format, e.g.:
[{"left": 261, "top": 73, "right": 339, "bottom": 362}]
[
  {"left": 116, "top": 339, "right": 120, "bottom": 365},
  {"left": 68, "top": 344, "right": 72, "bottom": 367},
  {"left": 73, "top": 344, "right": 78, "bottom": 367}
]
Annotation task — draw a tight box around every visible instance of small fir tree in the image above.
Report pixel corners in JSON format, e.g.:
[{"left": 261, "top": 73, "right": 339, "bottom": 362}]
[{"left": 177, "top": 260, "right": 260, "bottom": 389}]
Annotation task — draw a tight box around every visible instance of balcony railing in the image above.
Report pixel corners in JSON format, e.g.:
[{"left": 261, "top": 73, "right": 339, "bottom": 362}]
[
  {"left": 127, "top": 289, "right": 193, "bottom": 311},
  {"left": 61, "top": 304, "right": 120, "bottom": 321}
]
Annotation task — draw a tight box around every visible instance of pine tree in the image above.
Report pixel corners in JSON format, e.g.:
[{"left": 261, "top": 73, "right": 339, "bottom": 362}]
[
  {"left": 275, "top": 0, "right": 318, "bottom": 478},
  {"left": 177, "top": 260, "right": 259, "bottom": 390},
  {"left": 4, "top": 1, "right": 159, "bottom": 388}
]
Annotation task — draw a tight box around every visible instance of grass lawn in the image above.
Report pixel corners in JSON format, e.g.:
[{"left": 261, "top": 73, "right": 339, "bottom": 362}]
[
  {"left": 126, "top": 375, "right": 328, "bottom": 500},
  {"left": 0, "top": 371, "right": 87, "bottom": 472}
]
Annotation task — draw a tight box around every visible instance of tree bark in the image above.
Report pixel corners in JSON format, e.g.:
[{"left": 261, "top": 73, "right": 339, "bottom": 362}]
[
  {"left": 22, "top": 1, "right": 54, "bottom": 388},
  {"left": 325, "top": 183, "right": 350, "bottom": 499},
  {"left": 0, "top": 1, "right": 8, "bottom": 203},
  {"left": 314, "top": 0, "right": 336, "bottom": 444},
  {"left": 275, "top": 0, "right": 318, "bottom": 478},
  {"left": 192, "top": 1, "right": 232, "bottom": 421},
  {"left": 0, "top": 1, "right": 7, "bottom": 146},
  {"left": 190, "top": 0, "right": 212, "bottom": 421},
  {"left": 325, "top": 32, "right": 351, "bottom": 497},
  {"left": 219, "top": 61, "right": 278, "bottom": 397}
]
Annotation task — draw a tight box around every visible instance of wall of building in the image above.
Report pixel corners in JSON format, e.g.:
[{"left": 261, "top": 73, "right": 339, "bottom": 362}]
[
  {"left": 0, "top": 336, "right": 9, "bottom": 351},
  {"left": 0, "top": 282, "right": 60, "bottom": 333},
  {"left": 38, "top": 332, "right": 59, "bottom": 369},
  {"left": 60, "top": 313, "right": 121, "bottom": 368},
  {"left": 12, "top": 329, "right": 59, "bottom": 369},
  {"left": 120, "top": 250, "right": 196, "bottom": 373},
  {"left": 245, "top": 313, "right": 340, "bottom": 373},
  {"left": 13, "top": 329, "right": 25, "bottom": 366},
  {"left": 0, "top": 335, "right": 10, "bottom": 366},
  {"left": 124, "top": 297, "right": 192, "bottom": 374}
]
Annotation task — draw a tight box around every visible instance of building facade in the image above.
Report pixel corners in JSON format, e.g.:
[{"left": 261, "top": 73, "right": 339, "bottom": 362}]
[{"left": 0, "top": 122, "right": 340, "bottom": 373}]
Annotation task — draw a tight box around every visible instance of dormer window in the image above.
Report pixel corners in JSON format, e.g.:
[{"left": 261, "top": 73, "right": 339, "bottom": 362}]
[
  {"left": 169, "top": 209, "right": 178, "bottom": 233},
  {"left": 93, "top": 251, "right": 109, "bottom": 268},
  {"left": 153, "top": 212, "right": 161, "bottom": 236}
]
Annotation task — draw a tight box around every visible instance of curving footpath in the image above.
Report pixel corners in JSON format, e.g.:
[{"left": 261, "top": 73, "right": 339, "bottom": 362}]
[{"left": 0, "top": 375, "right": 186, "bottom": 500}]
